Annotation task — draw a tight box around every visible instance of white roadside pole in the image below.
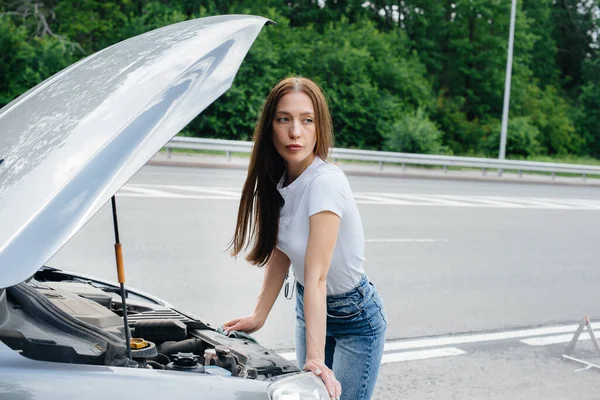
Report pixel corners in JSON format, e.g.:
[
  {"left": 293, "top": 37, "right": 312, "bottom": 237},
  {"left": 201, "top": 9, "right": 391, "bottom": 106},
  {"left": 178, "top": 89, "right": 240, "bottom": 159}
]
[{"left": 498, "top": 0, "right": 517, "bottom": 175}]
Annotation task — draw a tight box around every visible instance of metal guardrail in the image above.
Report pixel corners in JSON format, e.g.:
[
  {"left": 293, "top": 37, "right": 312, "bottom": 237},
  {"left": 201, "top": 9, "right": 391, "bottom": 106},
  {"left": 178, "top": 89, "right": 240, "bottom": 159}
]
[{"left": 164, "top": 137, "right": 600, "bottom": 181}]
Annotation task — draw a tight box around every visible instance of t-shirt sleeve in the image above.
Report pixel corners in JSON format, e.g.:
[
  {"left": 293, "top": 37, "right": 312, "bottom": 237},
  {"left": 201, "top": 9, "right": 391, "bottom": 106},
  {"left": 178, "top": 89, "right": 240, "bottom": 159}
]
[{"left": 306, "top": 172, "right": 349, "bottom": 218}]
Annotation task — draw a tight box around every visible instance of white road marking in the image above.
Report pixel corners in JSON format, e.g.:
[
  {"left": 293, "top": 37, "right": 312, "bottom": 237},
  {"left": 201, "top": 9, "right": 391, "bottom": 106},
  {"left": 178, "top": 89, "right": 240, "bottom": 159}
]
[
  {"left": 357, "top": 192, "right": 600, "bottom": 210},
  {"left": 383, "top": 323, "right": 600, "bottom": 352},
  {"left": 365, "top": 238, "right": 449, "bottom": 243},
  {"left": 276, "top": 323, "right": 600, "bottom": 366},
  {"left": 118, "top": 184, "right": 600, "bottom": 210},
  {"left": 276, "top": 347, "right": 467, "bottom": 364},
  {"left": 139, "top": 171, "right": 243, "bottom": 179},
  {"left": 121, "top": 186, "right": 184, "bottom": 198},
  {"left": 518, "top": 196, "right": 600, "bottom": 209},
  {"left": 118, "top": 193, "right": 234, "bottom": 200},
  {"left": 119, "top": 184, "right": 238, "bottom": 200},
  {"left": 485, "top": 196, "right": 572, "bottom": 209},
  {"left": 433, "top": 195, "right": 522, "bottom": 208},
  {"left": 131, "top": 184, "right": 241, "bottom": 198},
  {"left": 381, "top": 347, "right": 466, "bottom": 364},
  {"left": 521, "top": 333, "right": 591, "bottom": 346},
  {"left": 376, "top": 193, "right": 468, "bottom": 206},
  {"left": 556, "top": 199, "right": 600, "bottom": 209},
  {"left": 353, "top": 194, "right": 412, "bottom": 205}
]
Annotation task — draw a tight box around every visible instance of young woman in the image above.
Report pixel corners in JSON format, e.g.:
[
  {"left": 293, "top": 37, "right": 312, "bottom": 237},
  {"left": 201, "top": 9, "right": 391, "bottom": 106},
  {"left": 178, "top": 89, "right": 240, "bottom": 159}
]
[{"left": 223, "top": 77, "right": 386, "bottom": 400}]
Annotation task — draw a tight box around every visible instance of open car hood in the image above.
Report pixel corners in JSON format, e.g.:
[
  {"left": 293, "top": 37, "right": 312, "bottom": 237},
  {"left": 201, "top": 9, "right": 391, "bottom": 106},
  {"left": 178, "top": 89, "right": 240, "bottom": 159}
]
[{"left": 0, "top": 15, "right": 269, "bottom": 289}]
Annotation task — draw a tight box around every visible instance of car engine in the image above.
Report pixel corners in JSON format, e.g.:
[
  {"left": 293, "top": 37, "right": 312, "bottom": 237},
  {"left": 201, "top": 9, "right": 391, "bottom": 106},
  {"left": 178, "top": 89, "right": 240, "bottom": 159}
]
[{"left": 0, "top": 267, "right": 299, "bottom": 380}]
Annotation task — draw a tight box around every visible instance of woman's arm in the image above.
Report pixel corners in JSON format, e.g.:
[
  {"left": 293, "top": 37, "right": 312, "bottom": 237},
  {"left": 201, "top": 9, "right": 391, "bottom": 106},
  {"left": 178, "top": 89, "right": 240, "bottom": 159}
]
[
  {"left": 253, "top": 248, "right": 291, "bottom": 324},
  {"left": 223, "top": 248, "right": 290, "bottom": 334},
  {"left": 303, "top": 210, "right": 342, "bottom": 399}
]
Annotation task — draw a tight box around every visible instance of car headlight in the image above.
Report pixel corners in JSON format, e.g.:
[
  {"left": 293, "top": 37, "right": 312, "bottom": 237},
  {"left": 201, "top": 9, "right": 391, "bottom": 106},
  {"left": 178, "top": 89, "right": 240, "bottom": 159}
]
[{"left": 268, "top": 372, "right": 330, "bottom": 400}]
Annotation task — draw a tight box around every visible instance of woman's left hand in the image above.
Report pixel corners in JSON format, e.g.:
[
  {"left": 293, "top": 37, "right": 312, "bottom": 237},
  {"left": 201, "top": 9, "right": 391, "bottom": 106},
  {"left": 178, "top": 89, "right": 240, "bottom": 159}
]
[{"left": 303, "top": 359, "right": 341, "bottom": 400}]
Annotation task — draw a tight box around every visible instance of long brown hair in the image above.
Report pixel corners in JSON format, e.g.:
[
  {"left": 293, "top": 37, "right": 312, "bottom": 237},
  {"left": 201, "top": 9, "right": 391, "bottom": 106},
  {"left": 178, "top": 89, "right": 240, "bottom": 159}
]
[{"left": 229, "top": 77, "right": 333, "bottom": 266}]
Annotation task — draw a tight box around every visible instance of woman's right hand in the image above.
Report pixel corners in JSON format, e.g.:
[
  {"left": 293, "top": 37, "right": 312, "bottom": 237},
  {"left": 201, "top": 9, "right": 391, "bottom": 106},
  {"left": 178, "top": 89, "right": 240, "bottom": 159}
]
[
  {"left": 222, "top": 314, "right": 264, "bottom": 335},
  {"left": 303, "top": 359, "right": 341, "bottom": 400}
]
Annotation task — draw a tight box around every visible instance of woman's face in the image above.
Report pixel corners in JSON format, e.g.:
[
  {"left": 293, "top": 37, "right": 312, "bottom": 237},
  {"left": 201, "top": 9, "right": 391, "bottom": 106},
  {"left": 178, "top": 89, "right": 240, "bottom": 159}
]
[{"left": 272, "top": 91, "right": 317, "bottom": 168}]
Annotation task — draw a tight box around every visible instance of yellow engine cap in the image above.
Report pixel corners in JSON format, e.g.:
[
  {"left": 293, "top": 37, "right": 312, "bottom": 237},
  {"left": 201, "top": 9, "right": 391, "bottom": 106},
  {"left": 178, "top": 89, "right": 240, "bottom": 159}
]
[{"left": 130, "top": 338, "right": 149, "bottom": 349}]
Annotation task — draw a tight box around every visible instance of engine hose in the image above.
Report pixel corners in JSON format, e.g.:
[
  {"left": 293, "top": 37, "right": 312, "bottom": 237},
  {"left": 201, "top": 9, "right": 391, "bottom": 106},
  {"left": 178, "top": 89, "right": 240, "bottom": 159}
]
[
  {"left": 147, "top": 360, "right": 164, "bottom": 370},
  {"left": 157, "top": 339, "right": 204, "bottom": 358}
]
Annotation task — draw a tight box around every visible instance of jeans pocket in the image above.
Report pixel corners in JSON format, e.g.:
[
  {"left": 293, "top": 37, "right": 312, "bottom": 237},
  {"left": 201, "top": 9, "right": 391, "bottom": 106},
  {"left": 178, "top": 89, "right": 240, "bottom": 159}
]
[{"left": 326, "top": 299, "right": 362, "bottom": 319}]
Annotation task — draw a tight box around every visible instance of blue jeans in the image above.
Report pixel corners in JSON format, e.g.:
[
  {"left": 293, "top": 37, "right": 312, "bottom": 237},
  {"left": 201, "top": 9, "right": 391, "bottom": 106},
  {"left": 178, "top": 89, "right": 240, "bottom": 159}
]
[{"left": 295, "top": 275, "right": 387, "bottom": 400}]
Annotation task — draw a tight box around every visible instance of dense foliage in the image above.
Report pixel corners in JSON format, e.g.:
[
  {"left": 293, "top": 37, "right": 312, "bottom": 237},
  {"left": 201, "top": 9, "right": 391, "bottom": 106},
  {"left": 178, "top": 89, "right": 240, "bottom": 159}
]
[{"left": 1, "top": 0, "right": 598, "bottom": 159}]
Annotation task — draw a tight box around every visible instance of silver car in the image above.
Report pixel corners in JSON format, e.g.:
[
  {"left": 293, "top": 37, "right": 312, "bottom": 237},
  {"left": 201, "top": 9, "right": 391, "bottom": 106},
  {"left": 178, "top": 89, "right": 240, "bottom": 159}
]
[{"left": 0, "top": 15, "right": 330, "bottom": 400}]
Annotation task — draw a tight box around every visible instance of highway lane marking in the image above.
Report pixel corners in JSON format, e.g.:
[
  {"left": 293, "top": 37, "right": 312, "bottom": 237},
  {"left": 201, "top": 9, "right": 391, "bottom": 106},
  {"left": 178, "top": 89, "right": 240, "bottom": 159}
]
[
  {"left": 118, "top": 184, "right": 600, "bottom": 210},
  {"left": 132, "top": 184, "right": 241, "bottom": 197},
  {"left": 353, "top": 194, "right": 413, "bottom": 205},
  {"left": 122, "top": 186, "right": 184, "bottom": 198},
  {"left": 359, "top": 192, "right": 600, "bottom": 210},
  {"left": 137, "top": 171, "right": 244, "bottom": 179},
  {"left": 120, "top": 184, "right": 239, "bottom": 200},
  {"left": 432, "top": 194, "right": 526, "bottom": 208},
  {"left": 380, "top": 347, "right": 466, "bottom": 364},
  {"left": 373, "top": 193, "right": 470, "bottom": 207},
  {"left": 275, "top": 323, "right": 600, "bottom": 365},
  {"left": 276, "top": 347, "right": 466, "bottom": 364},
  {"left": 520, "top": 333, "right": 592, "bottom": 346},
  {"left": 118, "top": 193, "right": 234, "bottom": 200},
  {"left": 365, "top": 238, "right": 449, "bottom": 243},
  {"left": 383, "top": 323, "right": 600, "bottom": 351},
  {"left": 487, "top": 197, "right": 572, "bottom": 209}
]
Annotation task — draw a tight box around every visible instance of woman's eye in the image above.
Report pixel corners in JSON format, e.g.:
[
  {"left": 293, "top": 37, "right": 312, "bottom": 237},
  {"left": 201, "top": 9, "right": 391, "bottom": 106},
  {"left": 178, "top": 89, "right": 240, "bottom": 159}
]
[
  {"left": 277, "top": 117, "right": 289, "bottom": 123},
  {"left": 304, "top": 118, "right": 313, "bottom": 124}
]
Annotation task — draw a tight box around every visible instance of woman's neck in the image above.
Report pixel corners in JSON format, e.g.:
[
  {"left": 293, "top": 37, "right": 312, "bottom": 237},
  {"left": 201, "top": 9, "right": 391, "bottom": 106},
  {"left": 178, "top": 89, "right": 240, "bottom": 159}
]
[{"left": 285, "top": 153, "right": 316, "bottom": 185}]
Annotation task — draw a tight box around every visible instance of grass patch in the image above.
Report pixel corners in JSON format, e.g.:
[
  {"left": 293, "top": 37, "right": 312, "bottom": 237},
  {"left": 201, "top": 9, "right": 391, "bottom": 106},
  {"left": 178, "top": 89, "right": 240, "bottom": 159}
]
[{"left": 522, "top": 155, "right": 600, "bottom": 166}]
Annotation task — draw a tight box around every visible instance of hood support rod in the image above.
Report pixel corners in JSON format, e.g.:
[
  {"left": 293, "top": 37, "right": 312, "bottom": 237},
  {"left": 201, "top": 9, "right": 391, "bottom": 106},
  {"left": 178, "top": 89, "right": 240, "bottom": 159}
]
[{"left": 111, "top": 195, "right": 133, "bottom": 360}]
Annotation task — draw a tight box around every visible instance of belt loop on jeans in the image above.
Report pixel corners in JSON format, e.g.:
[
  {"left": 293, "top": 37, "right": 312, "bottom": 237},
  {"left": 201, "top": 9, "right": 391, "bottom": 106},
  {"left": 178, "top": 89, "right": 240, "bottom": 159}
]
[
  {"left": 357, "top": 278, "right": 366, "bottom": 298},
  {"left": 359, "top": 274, "right": 370, "bottom": 298}
]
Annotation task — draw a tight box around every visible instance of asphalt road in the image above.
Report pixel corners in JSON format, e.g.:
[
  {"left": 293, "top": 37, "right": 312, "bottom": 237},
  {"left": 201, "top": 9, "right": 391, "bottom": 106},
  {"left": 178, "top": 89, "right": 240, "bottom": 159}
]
[{"left": 48, "top": 164, "right": 600, "bottom": 398}]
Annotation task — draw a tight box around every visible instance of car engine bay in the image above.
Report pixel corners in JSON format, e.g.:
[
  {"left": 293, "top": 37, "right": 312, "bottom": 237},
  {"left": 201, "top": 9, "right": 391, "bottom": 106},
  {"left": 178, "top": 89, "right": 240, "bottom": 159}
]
[{"left": 0, "top": 267, "right": 299, "bottom": 380}]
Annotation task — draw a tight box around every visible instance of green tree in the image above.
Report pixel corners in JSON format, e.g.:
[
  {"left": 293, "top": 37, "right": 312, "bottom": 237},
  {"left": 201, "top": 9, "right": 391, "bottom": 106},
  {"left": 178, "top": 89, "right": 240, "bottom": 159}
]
[
  {"left": 117, "top": 1, "right": 187, "bottom": 39},
  {"left": 384, "top": 108, "right": 447, "bottom": 154},
  {"left": 52, "top": 0, "right": 130, "bottom": 53},
  {"left": 520, "top": 85, "right": 580, "bottom": 156},
  {"left": 0, "top": 15, "right": 74, "bottom": 107},
  {"left": 551, "top": 0, "right": 599, "bottom": 96},
  {"left": 189, "top": 14, "right": 433, "bottom": 150},
  {"left": 522, "top": 0, "right": 559, "bottom": 87},
  {"left": 575, "top": 58, "right": 600, "bottom": 157},
  {"left": 0, "top": 0, "right": 596, "bottom": 161},
  {"left": 484, "top": 116, "right": 542, "bottom": 158}
]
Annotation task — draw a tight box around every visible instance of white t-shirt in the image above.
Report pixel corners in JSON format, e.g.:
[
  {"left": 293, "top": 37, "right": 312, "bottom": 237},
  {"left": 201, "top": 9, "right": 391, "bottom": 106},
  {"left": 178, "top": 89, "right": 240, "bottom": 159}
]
[{"left": 276, "top": 156, "right": 366, "bottom": 295}]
